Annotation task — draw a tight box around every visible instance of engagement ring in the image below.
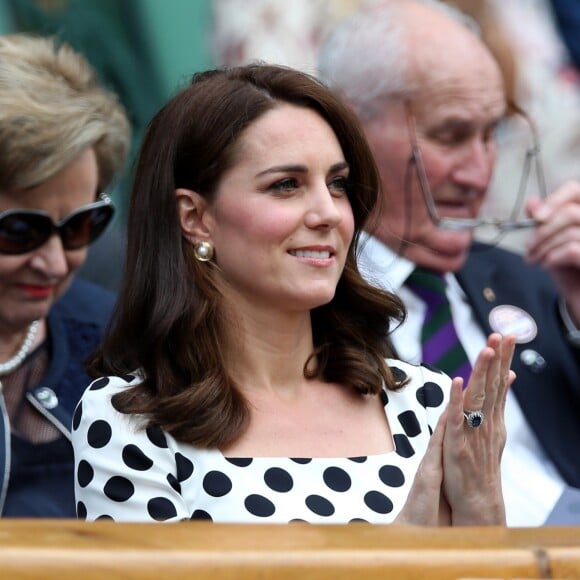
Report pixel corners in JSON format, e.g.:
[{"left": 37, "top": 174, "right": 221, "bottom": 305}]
[{"left": 463, "top": 409, "right": 485, "bottom": 428}]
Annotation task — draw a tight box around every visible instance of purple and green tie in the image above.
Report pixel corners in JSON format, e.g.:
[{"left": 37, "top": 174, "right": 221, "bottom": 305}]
[{"left": 406, "top": 267, "right": 472, "bottom": 388}]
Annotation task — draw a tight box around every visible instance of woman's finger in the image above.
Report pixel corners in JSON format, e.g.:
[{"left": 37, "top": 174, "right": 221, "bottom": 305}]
[
  {"left": 494, "top": 334, "right": 516, "bottom": 416},
  {"left": 462, "top": 340, "right": 495, "bottom": 413},
  {"left": 481, "top": 333, "right": 503, "bottom": 415}
]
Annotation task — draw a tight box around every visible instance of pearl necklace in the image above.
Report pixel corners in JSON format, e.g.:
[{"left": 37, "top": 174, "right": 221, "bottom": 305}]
[{"left": 0, "top": 320, "right": 40, "bottom": 377}]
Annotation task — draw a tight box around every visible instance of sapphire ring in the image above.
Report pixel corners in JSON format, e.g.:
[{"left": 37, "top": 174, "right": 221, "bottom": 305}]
[{"left": 463, "top": 409, "right": 485, "bottom": 428}]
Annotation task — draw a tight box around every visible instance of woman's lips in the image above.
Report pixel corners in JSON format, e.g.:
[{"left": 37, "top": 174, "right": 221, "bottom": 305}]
[{"left": 17, "top": 284, "right": 55, "bottom": 298}]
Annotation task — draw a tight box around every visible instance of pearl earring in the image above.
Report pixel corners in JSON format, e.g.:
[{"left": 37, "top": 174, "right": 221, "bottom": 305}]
[{"left": 193, "top": 241, "right": 214, "bottom": 262}]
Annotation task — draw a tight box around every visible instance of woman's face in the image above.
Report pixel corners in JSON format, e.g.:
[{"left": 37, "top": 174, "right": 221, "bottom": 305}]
[
  {"left": 0, "top": 148, "right": 98, "bottom": 331},
  {"left": 198, "top": 104, "right": 355, "bottom": 315}
]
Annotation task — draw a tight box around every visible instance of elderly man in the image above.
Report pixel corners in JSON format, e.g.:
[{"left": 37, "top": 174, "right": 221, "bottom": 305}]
[{"left": 319, "top": 0, "right": 580, "bottom": 526}]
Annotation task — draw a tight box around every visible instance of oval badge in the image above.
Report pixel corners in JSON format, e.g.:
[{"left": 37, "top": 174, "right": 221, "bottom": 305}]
[{"left": 488, "top": 305, "right": 537, "bottom": 344}]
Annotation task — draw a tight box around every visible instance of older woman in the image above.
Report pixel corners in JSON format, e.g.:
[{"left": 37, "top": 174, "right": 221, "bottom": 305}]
[
  {"left": 0, "top": 33, "right": 130, "bottom": 516},
  {"left": 73, "top": 64, "right": 514, "bottom": 525}
]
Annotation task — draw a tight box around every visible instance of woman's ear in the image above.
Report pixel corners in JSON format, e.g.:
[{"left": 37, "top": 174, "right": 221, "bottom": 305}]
[{"left": 175, "top": 188, "right": 213, "bottom": 244}]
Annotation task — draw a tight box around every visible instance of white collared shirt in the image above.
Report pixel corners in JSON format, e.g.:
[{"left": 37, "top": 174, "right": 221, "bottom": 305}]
[{"left": 357, "top": 233, "right": 565, "bottom": 527}]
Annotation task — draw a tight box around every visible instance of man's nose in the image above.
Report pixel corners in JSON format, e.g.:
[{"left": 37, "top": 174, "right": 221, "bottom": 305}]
[{"left": 452, "top": 140, "right": 495, "bottom": 193}]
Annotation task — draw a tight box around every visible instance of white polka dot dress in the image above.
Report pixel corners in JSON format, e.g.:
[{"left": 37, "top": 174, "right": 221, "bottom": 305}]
[{"left": 72, "top": 360, "right": 450, "bottom": 523}]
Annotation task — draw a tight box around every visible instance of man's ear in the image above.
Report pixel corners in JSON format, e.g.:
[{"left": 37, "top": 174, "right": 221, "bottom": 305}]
[{"left": 175, "top": 188, "right": 213, "bottom": 243}]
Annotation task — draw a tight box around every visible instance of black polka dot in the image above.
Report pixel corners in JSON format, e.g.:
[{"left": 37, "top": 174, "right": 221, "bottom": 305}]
[
  {"left": 77, "top": 460, "right": 94, "bottom": 488},
  {"left": 226, "top": 458, "right": 253, "bottom": 467},
  {"left": 122, "top": 444, "right": 154, "bottom": 471},
  {"left": 89, "top": 377, "right": 110, "bottom": 390},
  {"left": 398, "top": 410, "right": 421, "bottom": 437},
  {"left": 323, "top": 467, "right": 351, "bottom": 492},
  {"left": 421, "top": 363, "right": 445, "bottom": 375},
  {"left": 146, "top": 426, "right": 168, "bottom": 448},
  {"left": 87, "top": 420, "right": 112, "bottom": 448},
  {"left": 95, "top": 514, "right": 114, "bottom": 520},
  {"left": 167, "top": 473, "right": 181, "bottom": 493},
  {"left": 390, "top": 365, "right": 408, "bottom": 384},
  {"left": 348, "top": 456, "right": 367, "bottom": 463},
  {"left": 77, "top": 501, "right": 87, "bottom": 519},
  {"left": 175, "top": 453, "right": 194, "bottom": 481},
  {"left": 289, "top": 518, "right": 308, "bottom": 523},
  {"left": 364, "top": 491, "right": 394, "bottom": 514},
  {"left": 349, "top": 518, "right": 369, "bottom": 523},
  {"left": 245, "top": 494, "right": 276, "bottom": 517},
  {"left": 122, "top": 374, "right": 136, "bottom": 382},
  {"left": 416, "top": 381, "right": 445, "bottom": 408},
  {"left": 378, "top": 465, "right": 405, "bottom": 487},
  {"left": 104, "top": 476, "right": 135, "bottom": 502},
  {"left": 291, "top": 458, "right": 312, "bottom": 464},
  {"left": 264, "top": 467, "right": 293, "bottom": 492},
  {"left": 191, "top": 510, "right": 213, "bottom": 521},
  {"left": 305, "top": 495, "right": 335, "bottom": 517},
  {"left": 393, "top": 434, "right": 415, "bottom": 458},
  {"left": 203, "top": 471, "right": 232, "bottom": 497},
  {"left": 147, "top": 497, "right": 178, "bottom": 521},
  {"left": 72, "top": 402, "right": 82, "bottom": 431}
]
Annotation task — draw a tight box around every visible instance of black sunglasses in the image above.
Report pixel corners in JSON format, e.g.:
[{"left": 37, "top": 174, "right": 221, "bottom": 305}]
[{"left": 0, "top": 194, "right": 115, "bottom": 255}]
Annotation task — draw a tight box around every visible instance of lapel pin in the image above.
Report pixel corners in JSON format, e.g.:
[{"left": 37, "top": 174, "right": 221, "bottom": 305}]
[
  {"left": 520, "top": 349, "right": 546, "bottom": 373},
  {"left": 34, "top": 387, "right": 58, "bottom": 410},
  {"left": 483, "top": 287, "right": 496, "bottom": 302}
]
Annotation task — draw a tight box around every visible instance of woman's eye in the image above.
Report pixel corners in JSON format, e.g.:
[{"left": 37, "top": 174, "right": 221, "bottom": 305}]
[
  {"left": 270, "top": 178, "right": 298, "bottom": 194},
  {"left": 328, "top": 176, "right": 350, "bottom": 196}
]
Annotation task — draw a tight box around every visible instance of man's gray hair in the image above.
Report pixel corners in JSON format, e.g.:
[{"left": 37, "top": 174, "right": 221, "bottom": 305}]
[{"left": 317, "top": 0, "right": 479, "bottom": 120}]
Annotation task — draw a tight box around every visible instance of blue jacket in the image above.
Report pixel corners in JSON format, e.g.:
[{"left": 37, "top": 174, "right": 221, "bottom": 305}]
[
  {"left": 457, "top": 242, "right": 580, "bottom": 487},
  {"left": 0, "top": 278, "right": 116, "bottom": 517},
  {"left": 550, "top": 0, "right": 580, "bottom": 70}
]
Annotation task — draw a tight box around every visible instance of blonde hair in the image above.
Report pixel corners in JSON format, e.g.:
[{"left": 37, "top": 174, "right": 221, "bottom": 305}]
[{"left": 0, "top": 33, "right": 130, "bottom": 191}]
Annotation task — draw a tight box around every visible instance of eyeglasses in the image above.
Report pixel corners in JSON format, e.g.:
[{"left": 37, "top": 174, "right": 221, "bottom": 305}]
[
  {"left": 406, "top": 103, "right": 547, "bottom": 236},
  {"left": 0, "top": 193, "right": 114, "bottom": 255}
]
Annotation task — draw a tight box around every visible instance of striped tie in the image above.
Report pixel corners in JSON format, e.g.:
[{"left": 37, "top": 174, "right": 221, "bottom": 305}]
[{"left": 406, "top": 267, "right": 472, "bottom": 387}]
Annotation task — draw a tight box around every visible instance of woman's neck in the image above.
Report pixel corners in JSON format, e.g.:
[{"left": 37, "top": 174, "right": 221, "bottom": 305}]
[{"left": 224, "top": 308, "right": 315, "bottom": 396}]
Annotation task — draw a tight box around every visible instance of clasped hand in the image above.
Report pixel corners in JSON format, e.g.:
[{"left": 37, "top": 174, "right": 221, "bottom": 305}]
[{"left": 396, "top": 332, "right": 516, "bottom": 526}]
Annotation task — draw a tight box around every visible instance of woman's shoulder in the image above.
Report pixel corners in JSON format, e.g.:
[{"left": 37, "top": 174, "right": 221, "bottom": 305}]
[
  {"left": 387, "top": 358, "right": 450, "bottom": 385},
  {"left": 82, "top": 372, "right": 142, "bottom": 398},
  {"left": 77, "top": 373, "right": 141, "bottom": 412},
  {"left": 73, "top": 372, "right": 145, "bottom": 435},
  {"left": 385, "top": 358, "right": 451, "bottom": 408}
]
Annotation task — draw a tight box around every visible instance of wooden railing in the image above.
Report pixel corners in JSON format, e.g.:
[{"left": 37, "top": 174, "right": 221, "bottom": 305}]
[{"left": 0, "top": 520, "right": 578, "bottom": 579}]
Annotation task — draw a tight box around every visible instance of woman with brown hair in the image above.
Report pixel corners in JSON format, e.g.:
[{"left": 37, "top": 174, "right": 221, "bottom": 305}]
[{"left": 73, "top": 63, "right": 514, "bottom": 524}]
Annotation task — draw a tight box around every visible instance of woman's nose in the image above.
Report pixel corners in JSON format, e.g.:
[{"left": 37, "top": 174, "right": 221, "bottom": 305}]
[
  {"left": 28, "top": 234, "right": 70, "bottom": 278},
  {"left": 304, "top": 186, "right": 343, "bottom": 230}
]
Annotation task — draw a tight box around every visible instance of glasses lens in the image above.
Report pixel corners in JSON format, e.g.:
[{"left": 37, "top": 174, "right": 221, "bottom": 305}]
[
  {"left": 476, "top": 111, "right": 544, "bottom": 245},
  {"left": 60, "top": 204, "right": 114, "bottom": 250},
  {"left": 0, "top": 212, "right": 52, "bottom": 255}
]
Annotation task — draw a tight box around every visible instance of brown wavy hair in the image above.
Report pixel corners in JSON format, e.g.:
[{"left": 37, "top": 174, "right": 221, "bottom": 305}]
[{"left": 89, "top": 64, "right": 406, "bottom": 448}]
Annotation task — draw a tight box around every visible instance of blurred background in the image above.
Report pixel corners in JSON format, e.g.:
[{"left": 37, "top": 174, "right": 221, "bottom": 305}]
[{"left": 1, "top": 0, "right": 579, "bottom": 290}]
